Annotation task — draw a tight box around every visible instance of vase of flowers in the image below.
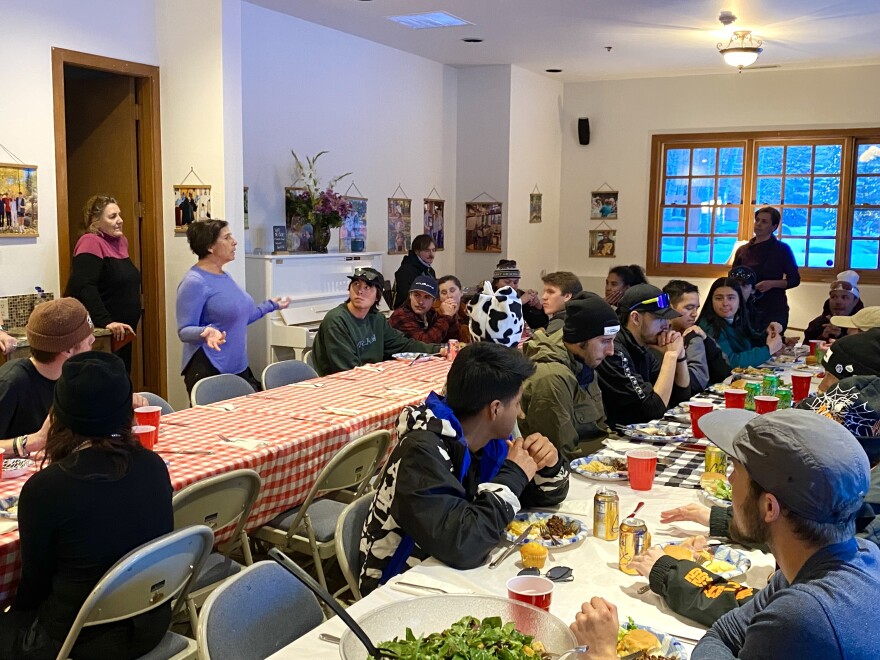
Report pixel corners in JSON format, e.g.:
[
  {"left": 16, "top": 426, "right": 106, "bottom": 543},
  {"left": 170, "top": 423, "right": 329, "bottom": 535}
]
[{"left": 289, "top": 151, "right": 352, "bottom": 253}]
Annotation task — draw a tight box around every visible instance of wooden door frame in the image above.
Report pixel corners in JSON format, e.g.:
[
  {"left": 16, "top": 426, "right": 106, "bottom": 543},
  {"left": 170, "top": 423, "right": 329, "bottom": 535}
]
[{"left": 51, "top": 47, "right": 167, "bottom": 397}]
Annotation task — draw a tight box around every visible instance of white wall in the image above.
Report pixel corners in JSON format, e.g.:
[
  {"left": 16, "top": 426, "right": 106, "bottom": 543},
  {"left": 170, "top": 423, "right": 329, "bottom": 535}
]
[
  {"left": 455, "top": 66, "right": 512, "bottom": 286},
  {"left": 507, "top": 66, "right": 563, "bottom": 284},
  {"left": 240, "top": 3, "right": 458, "bottom": 282},
  {"left": 560, "top": 64, "right": 880, "bottom": 330},
  {"left": 0, "top": 0, "right": 158, "bottom": 296}
]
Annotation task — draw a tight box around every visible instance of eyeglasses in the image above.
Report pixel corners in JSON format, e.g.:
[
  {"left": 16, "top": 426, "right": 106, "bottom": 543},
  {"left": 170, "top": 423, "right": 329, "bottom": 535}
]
[
  {"left": 629, "top": 293, "right": 670, "bottom": 311},
  {"left": 352, "top": 268, "right": 380, "bottom": 282},
  {"left": 517, "top": 566, "right": 574, "bottom": 582}
]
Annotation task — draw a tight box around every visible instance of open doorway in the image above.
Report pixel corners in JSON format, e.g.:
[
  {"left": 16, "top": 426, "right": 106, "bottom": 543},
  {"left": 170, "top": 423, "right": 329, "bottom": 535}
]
[{"left": 52, "top": 48, "right": 166, "bottom": 396}]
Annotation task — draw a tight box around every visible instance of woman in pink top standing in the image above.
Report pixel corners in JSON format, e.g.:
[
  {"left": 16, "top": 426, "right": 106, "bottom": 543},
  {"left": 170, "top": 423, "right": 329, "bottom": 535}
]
[{"left": 65, "top": 195, "right": 141, "bottom": 372}]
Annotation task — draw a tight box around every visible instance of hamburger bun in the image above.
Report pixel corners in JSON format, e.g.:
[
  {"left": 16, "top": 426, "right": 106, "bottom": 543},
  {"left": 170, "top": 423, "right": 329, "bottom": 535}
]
[
  {"left": 617, "top": 628, "right": 661, "bottom": 655},
  {"left": 663, "top": 544, "right": 694, "bottom": 561}
]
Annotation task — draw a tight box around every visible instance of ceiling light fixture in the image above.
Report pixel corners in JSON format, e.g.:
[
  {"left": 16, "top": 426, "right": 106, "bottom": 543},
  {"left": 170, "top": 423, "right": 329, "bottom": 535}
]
[
  {"left": 545, "top": 68, "right": 562, "bottom": 73},
  {"left": 718, "top": 30, "right": 763, "bottom": 69}
]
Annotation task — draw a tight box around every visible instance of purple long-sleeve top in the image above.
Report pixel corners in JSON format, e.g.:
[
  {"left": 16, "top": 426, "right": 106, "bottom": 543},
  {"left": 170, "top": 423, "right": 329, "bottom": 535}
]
[{"left": 176, "top": 266, "right": 277, "bottom": 375}]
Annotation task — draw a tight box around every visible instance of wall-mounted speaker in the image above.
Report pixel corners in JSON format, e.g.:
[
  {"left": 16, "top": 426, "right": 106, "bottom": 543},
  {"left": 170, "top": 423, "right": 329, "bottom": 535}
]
[{"left": 578, "top": 117, "right": 590, "bottom": 145}]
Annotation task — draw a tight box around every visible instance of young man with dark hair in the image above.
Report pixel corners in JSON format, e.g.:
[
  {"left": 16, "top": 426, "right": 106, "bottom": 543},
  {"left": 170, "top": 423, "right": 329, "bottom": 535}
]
[
  {"left": 312, "top": 267, "right": 442, "bottom": 376},
  {"left": 359, "top": 342, "right": 569, "bottom": 595},
  {"left": 571, "top": 408, "right": 880, "bottom": 659},
  {"left": 520, "top": 292, "right": 618, "bottom": 460},
  {"left": 596, "top": 284, "right": 690, "bottom": 426},
  {"left": 389, "top": 275, "right": 461, "bottom": 343},
  {"left": 0, "top": 298, "right": 95, "bottom": 460},
  {"left": 660, "top": 280, "right": 730, "bottom": 395},
  {"left": 540, "top": 271, "right": 583, "bottom": 334}
]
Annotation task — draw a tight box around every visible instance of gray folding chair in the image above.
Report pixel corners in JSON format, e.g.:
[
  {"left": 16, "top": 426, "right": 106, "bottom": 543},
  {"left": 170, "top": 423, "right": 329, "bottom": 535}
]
[
  {"left": 56, "top": 525, "right": 214, "bottom": 660},
  {"left": 190, "top": 374, "right": 255, "bottom": 407},
  {"left": 196, "top": 561, "right": 323, "bottom": 660},
  {"left": 303, "top": 350, "right": 316, "bottom": 371},
  {"left": 250, "top": 429, "right": 390, "bottom": 590},
  {"left": 334, "top": 493, "right": 374, "bottom": 601},
  {"left": 138, "top": 391, "right": 175, "bottom": 415},
  {"left": 260, "top": 359, "right": 318, "bottom": 390},
  {"left": 172, "top": 469, "right": 262, "bottom": 629}
]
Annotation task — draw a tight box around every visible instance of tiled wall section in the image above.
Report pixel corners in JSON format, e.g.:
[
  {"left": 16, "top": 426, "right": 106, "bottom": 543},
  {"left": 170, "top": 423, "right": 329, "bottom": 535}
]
[{"left": 2, "top": 293, "right": 55, "bottom": 328}]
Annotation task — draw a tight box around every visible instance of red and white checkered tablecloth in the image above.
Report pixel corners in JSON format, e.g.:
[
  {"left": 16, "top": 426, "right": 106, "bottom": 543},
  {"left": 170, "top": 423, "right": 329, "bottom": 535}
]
[{"left": 0, "top": 358, "right": 452, "bottom": 607}]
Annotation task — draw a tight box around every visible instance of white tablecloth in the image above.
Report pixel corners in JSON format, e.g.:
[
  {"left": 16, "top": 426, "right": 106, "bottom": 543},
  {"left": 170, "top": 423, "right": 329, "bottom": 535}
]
[{"left": 269, "top": 474, "right": 776, "bottom": 658}]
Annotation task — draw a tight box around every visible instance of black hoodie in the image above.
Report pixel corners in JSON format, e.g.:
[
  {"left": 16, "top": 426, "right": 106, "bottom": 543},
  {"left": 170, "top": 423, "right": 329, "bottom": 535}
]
[{"left": 392, "top": 252, "right": 436, "bottom": 308}]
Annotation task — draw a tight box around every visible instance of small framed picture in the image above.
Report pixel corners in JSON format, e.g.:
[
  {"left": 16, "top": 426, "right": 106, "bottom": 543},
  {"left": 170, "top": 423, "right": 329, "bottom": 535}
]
[
  {"left": 423, "top": 198, "right": 445, "bottom": 250},
  {"left": 465, "top": 202, "right": 503, "bottom": 252},
  {"left": 589, "top": 229, "right": 617, "bottom": 258},
  {"left": 0, "top": 163, "right": 38, "bottom": 237},
  {"left": 174, "top": 185, "right": 212, "bottom": 233},
  {"left": 590, "top": 190, "right": 618, "bottom": 219},
  {"left": 529, "top": 193, "right": 542, "bottom": 223}
]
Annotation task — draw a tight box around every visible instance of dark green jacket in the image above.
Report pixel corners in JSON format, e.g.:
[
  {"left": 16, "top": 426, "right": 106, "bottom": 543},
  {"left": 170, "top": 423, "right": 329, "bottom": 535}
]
[
  {"left": 312, "top": 303, "right": 439, "bottom": 376},
  {"left": 519, "top": 329, "right": 608, "bottom": 460}
]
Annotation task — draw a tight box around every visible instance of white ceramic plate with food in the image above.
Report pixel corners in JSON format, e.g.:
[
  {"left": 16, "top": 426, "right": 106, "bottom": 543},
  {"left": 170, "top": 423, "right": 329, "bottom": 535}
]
[{"left": 505, "top": 512, "right": 587, "bottom": 547}]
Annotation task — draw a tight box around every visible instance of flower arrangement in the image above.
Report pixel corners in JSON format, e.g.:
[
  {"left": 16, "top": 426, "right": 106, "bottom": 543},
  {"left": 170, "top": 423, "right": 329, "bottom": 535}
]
[{"left": 289, "top": 150, "right": 352, "bottom": 230}]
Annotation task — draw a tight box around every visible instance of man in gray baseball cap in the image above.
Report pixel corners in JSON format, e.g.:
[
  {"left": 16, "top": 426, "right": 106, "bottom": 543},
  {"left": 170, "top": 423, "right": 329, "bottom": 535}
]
[{"left": 688, "top": 408, "right": 880, "bottom": 659}]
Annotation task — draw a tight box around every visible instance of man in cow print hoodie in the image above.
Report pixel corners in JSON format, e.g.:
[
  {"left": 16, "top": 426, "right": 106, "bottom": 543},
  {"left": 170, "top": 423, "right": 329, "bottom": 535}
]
[{"left": 359, "top": 342, "right": 569, "bottom": 595}]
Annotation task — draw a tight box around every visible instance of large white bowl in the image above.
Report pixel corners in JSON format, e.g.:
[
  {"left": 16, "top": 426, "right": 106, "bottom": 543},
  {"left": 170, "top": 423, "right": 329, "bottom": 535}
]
[{"left": 338, "top": 594, "right": 577, "bottom": 659}]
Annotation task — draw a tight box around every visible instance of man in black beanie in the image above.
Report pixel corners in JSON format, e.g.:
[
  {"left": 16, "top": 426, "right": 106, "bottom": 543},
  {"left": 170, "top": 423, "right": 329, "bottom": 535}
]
[{"left": 520, "top": 292, "right": 620, "bottom": 459}]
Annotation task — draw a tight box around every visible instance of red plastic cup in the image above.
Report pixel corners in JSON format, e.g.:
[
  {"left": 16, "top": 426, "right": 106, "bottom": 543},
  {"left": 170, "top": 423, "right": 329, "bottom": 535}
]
[
  {"left": 790, "top": 372, "right": 812, "bottom": 403},
  {"left": 626, "top": 448, "right": 659, "bottom": 491},
  {"left": 132, "top": 425, "right": 157, "bottom": 450},
  {"left": 506, "top": 575, "right": 553, "bottom": 612},
  {"left": 134, "top": 406, "right": 162, "bottom": 436},
  {"left": 688, "top": 400, "right": 715, "bottom": 438},
  {"left": 754, "top": 395, "right": 779, "bottom": 415},
  {"left": 808, "top": 339, "right": 823, "bottom": 355},
  {"left": 724, "top": 389, "right": 748, "bottom": 409}
]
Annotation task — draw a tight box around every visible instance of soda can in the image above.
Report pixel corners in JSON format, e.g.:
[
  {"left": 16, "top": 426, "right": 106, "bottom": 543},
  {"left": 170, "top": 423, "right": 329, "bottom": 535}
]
[
  {"left": 775, "top": 386, "right": 792, "bottom": 410},
  {"left": 619, "top": 517, "right": 651, "bottom": 575},
  {"left": 593, "top": 487, "right": 620, "bottom": 541},
  {"left": 447, "top": 339, "right": 460, "bottom": 361},
  {"left": 761, "top": 374, "right": 779, "bottom": 396},
  {"left": 705, "top": 446, "right": 728, "bottom": 475},
  {"left": 744, "top": 382, "right": 761, "bottom": 411}
]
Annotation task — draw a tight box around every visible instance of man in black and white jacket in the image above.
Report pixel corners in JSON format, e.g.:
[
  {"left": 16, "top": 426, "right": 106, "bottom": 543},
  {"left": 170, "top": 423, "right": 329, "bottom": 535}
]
[{"left": 359, "top": 342, "right": 569, "bottom": 596}]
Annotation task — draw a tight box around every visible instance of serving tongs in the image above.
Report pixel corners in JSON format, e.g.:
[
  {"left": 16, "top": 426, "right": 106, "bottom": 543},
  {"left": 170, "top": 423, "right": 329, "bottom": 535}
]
[{"left": 269, "top": 549, "right": 395, "bottom": 658}]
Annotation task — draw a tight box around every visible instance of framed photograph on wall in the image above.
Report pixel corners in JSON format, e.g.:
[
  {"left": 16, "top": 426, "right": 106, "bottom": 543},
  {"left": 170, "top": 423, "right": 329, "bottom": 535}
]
[
  {"left": 387, "top": 197, "right": 411, "bottom": 254},
  {"left": 529, "top": 193, "right": 542, "bottom": 223},
  {"left": 0, "top": 163, "right": 38, "bottom": 237},
  {"left": 284, "top": 186, "right": 315, "bottom": 252},
  {"left": 465, "top": 202, "right": 502, "bottom": 253},
  {"left": 341, "top": 196, "right": 367, "bottom": 252},
  {"left": 589, "top": 229, "right": 617, "bottom": 258},
  {"left": 174, "top": 185, "right": 212, "bottom": 233},
  {"left": 243, "top": 186, "right": 249, "bottom": 230},
  {"left": 590, "top": 190, "right": 618, "bottom": 219},
  {"left": 423, "top": 198, "right": 445, "bottom": 250}
]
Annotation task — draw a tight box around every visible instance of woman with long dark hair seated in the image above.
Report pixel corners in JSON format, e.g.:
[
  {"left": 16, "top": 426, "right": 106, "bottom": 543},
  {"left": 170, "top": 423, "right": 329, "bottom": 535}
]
[
  {"left": 0, "top": 352, "right": 173, "bottom": 660},
  {"left": 697, "top": 277, "right": 783, "bottom": 369}
]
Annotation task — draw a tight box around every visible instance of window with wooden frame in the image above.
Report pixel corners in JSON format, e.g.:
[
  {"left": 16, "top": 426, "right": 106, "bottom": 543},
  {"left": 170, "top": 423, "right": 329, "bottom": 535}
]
[{"left": 647, "top": 129, "right": 880, "bottom": 283}]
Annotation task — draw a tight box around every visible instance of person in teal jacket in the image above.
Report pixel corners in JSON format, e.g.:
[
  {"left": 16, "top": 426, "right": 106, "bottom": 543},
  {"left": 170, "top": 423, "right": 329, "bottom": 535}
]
[{"left": 697, "top": 277, "right": 783, "bottom": 369}]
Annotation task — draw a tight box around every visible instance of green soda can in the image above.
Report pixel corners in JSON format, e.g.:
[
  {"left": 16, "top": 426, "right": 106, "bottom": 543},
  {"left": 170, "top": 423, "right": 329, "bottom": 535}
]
[
  {"left": 761, "top": 374, "right": 779, "bottom": 396},
  {"left": 775, "top": 387, "right": 792, "bottom": 409},
  {"left": 745, "top": 382, "right": 761, "bottom": 411}
]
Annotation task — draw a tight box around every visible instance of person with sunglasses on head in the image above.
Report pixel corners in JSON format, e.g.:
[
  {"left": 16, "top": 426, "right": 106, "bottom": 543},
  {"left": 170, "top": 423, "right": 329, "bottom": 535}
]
[
  {"left": 595, "top": 284, "right": 690, "bottom": 427},
  {"left": 731, "top": 206, "right": 800, "bottom": 332},
  {"left": 311, "top": 267, "right": 443, "bottom": 376},
  {"left": 697, "top": 277, "right": 784, "bottom": 369},
  {"left": 803, "top": 270, "right": 864, "bottom": 342}
]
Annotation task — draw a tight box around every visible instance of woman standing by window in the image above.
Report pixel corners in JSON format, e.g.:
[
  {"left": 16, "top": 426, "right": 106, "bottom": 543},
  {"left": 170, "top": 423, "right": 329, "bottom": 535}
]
[{"left": 66, "top": 195, "right": 141, "bottom": 372}]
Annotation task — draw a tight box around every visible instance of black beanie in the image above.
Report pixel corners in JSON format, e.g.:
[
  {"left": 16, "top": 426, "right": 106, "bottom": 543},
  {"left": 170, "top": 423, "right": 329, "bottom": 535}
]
[
  {"left": 562, "top": 292, "right": 621, "bottom": 344},
  {"left": 53, "top": 352, "right": 133, "bottom": 437}
]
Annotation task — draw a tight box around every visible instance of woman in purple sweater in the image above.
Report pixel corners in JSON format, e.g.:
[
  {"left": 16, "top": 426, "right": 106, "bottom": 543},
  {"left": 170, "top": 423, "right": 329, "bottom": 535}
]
[{"left": 176, "top": 220, "right": 289, "bottom": 394}]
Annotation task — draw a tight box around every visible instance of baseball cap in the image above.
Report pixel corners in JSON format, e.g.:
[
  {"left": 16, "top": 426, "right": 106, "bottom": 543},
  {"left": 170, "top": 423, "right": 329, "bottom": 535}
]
[
  {"left": 347, "top": 267, "right": 384, "bottom": 290},
  {"left": 562, "top": 292, "right": 620, "bottom": 344},
  {"left": 798, "top": 375, "right": 880, "bottom": 465},
  {"left": 830, "top": 306, "right": 880, "bottom": 331},
  {"left": 26, "top": 298, "right": 94, "bottom": 353},
  {"left": 821, "top": 329, "right": 880, "bottom": 378},
  {"left": 618, "top": 284, "right": 681, "bottom": 320},
  {"left": 699, "top": 408, "right": 870, "bottom": 524},
  {"left": 409, "top": 275, "right": 438, "bottom": 298}
]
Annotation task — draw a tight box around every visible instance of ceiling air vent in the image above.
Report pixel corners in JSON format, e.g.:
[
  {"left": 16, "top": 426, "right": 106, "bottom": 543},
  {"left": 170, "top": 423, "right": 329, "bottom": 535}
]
[{"left": 386, "top": 11, "right": 472, "bottom": 30}]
